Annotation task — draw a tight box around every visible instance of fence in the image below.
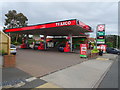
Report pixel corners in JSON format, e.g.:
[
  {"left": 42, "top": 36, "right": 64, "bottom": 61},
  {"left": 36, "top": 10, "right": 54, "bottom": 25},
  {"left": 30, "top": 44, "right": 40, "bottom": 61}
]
[{"left": 0, "top": 31, "right": 10, "bottom": 55}]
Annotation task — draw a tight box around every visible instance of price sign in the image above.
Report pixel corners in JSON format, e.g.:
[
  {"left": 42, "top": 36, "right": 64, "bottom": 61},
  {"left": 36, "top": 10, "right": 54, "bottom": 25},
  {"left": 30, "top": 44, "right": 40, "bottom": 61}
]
[{"left": 97, "top": 24, "right": 105, "bottom": 44}]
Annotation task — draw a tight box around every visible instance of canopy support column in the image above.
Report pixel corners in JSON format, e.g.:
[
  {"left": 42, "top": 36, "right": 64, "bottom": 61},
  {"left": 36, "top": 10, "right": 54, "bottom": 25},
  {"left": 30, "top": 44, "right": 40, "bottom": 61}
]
[
  {"left": 69, "top": 34, "right": 73, "bottom": 52},
  {"left": 26, "top": 34, "right": 29, "bottom": 43},
  {"left": 26, "top": 34, "right": 29, "bottom": 48},
  {"left": 44, "top": 35, "right": 47, "bottom": 50}
]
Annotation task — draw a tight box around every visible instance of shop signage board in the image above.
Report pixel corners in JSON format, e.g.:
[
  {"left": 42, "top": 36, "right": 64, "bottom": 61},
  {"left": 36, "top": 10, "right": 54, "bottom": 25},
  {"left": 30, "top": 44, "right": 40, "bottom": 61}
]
[
  {"left": 97, "top": 39, "right": 105, "bottom": 44},
  {"left": 4, "top": 19, "right": 76, "bottom": 32},
  {"left": 97, "top": 45, "right": 107, "bottom": 53},
  {"left": 97, "top": 24, "right": 105, "bottom": 44},
  {"left": 4, "top": 19, "right": 92, "bottom": 33},
  {"left": 97, "top": 32, "right": 105, "bottom": 36},
  {"left": 80, "top": 44, "right": 87, "bottom": 57}
]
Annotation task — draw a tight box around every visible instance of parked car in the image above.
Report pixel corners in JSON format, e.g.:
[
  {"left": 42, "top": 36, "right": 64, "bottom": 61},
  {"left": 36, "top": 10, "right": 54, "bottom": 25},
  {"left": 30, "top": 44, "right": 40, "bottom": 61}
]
[
  {"left": 33, "top": 42, "right": 40, "bottom": 50},
  {"left": 10, "top": 44, "right": 17, "bottom": 55},
  {"left": 57, "top": 43, "right": 74, "bottom": 52},
  {"left": 106, "top": 47, "right": 120, "bottom": 55},
  {"left": 57, "top": 44, "right": 66, "bottom": 52}
]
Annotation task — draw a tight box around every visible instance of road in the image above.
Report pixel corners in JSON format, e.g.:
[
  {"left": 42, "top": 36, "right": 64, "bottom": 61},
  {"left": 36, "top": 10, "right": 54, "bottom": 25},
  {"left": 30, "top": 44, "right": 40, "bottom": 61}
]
[{"left": 98, "top": 55, "right": 119, "bottom": 89}]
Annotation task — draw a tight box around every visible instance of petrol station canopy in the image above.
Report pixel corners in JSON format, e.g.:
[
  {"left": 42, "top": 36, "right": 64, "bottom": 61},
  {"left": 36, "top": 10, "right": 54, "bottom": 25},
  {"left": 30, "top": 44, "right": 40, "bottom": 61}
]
[{"left": 4, "top": 19, "right": 93, "bottom": 36}]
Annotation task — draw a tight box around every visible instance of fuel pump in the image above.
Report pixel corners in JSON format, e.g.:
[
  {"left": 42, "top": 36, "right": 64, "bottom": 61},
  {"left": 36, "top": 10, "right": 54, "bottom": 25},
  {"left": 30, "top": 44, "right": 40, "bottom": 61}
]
[
  {"left": 38, "top": 42, "right": 45, "bottom": 50},
  {"left": 20, "top": 37, "right": 30, "bottom": 49},
  {"left": 64, "top": 41, "right": 71, "bottom": 52}
]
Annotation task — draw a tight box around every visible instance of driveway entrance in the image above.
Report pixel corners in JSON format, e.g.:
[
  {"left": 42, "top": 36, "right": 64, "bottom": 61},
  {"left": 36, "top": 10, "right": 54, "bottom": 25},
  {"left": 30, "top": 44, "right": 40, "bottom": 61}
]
[{"left": 16, "top": 49, "right": 85, "bottom": 77}]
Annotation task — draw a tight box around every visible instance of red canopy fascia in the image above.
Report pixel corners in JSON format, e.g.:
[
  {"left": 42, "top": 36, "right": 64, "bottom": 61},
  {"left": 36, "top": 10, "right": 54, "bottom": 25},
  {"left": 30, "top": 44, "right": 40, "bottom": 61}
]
[{"left": 4, "top": 19, "right": 92, "bottom": 33}]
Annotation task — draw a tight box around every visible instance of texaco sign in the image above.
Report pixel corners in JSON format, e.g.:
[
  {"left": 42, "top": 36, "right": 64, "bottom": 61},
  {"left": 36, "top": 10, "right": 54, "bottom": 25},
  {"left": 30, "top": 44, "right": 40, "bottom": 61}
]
[{"left": 98, "top": 24, "right": 105, "bottom": 31}]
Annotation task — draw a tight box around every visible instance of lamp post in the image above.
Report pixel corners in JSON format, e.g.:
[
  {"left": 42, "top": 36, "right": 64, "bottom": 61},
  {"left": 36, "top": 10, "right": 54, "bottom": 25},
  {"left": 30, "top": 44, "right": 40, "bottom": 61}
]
[{"left": 116, "top": 35, "right": 118, "bottom": 49}]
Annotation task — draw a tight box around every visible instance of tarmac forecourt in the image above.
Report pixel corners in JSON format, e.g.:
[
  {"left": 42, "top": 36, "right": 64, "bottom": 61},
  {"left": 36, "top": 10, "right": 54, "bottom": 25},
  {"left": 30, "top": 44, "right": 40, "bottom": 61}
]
[{"left": 1, "top": 54, "right": 118, "bottom": 88}]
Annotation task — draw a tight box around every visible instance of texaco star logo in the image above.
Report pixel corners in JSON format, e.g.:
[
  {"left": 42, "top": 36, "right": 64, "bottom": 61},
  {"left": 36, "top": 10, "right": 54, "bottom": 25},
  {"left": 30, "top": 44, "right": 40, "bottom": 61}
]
[{"left": 98, "top": 25, "right": 105, "bottom": 31}]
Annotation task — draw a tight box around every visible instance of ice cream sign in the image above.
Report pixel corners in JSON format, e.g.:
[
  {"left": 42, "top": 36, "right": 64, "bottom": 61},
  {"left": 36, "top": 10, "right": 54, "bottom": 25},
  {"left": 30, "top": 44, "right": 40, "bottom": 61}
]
[
  {"left": 56, "top": 21, "right": 71, "bottom": 26},
  {"left": 80, "top": 44, "right": 88, "bottom": 58}
]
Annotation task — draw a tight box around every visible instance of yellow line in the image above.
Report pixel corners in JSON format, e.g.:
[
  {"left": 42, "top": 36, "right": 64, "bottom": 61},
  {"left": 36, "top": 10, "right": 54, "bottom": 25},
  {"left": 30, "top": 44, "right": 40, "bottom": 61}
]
[
  {"left": 96, "top": 58, "right": 109, "bottom": 60},
  {"left": 36, "top": 83, "right": 61, "bottom": 88}
]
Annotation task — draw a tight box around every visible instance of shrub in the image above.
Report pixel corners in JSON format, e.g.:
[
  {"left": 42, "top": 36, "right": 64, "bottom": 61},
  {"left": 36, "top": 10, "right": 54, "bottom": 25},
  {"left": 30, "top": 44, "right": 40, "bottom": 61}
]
[
  {"left": 91, "top": 48, "right": 99, "bottom": 53},
  {"left": 106, "top": 42, "right": 113, "bottom": 47},
  {"left": 12, "top": 41, "right": 21, "bottom": 45},
  {"left": 0, "top": 49, "right": 7, "bottom": 55}
]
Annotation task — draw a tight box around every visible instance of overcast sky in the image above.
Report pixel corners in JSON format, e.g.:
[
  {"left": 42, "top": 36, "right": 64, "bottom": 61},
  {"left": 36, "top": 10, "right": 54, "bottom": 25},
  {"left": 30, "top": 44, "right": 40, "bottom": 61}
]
[{"left": 0, "top": 1, "right": 118, "bottom": 37}]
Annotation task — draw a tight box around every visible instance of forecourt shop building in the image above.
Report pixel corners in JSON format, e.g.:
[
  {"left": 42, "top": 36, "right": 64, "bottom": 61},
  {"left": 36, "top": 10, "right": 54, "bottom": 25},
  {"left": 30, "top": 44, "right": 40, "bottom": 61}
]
[{"left": 4, "top": 19, "right": 93, "bottom": 52}]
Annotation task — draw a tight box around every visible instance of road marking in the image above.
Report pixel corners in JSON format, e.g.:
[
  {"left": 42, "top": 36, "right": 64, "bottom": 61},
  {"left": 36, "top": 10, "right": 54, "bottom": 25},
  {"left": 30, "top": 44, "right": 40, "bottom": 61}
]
[
  {"left": 25, "top": 77, "right": 37, "bottom": 82},
  {"left": 36, "top": 83, "right": 61, "bottom": 88},
  {"left": 96, "top": 58, "right": 109, "bottom": 60},
  {"left": 2, "top": 85, "right": 13, "bottom": 88},
  {"left": 2, "top": 77, "right": 38, "bottom": 88},
  {"left": 13, "top": 82, "right": 25, "bottom": 88}
]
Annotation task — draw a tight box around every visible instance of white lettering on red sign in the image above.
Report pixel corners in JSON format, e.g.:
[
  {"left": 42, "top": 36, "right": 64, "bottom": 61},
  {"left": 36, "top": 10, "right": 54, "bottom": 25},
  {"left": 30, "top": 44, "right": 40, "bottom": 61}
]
[
  {"left": 79, "top": 21, "right": 86, "bottom": 27},
  {"left": 56, "top": 21, "right": 71, "bottom": 26}
]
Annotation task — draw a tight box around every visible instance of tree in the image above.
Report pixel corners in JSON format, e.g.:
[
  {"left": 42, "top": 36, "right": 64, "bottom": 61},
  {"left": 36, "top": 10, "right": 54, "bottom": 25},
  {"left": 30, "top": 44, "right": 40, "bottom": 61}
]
[
  {"left": 4, "top": 10, "right": 28, "bottom": 29},
  {"left": 4, "top": 10, "right": 28, "bottom": 43},
  {"left": 106, "top": 42, "right": 113, "bottom": 47},
  {"left": 105, "top": 35, "right": 120, "bottom": 49}
]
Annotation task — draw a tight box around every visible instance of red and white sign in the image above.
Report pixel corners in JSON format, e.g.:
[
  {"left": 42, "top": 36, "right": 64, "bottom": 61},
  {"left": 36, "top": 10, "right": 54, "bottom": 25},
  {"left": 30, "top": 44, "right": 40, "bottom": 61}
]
[
  {"left": 98, "top": 24, "right": 105, "bottom": 31},
  {"left": 78, "top": 21, "right": 91, "bottom": 31},
  {"left": 66, "top": 36, "right": 70, "bottom": 40},
  {"left": 4, "top": 20, "right": 76, "bottom": 32},
  {"left": 97, "top": 44, "right": 107, "bottom": 53},
  {"left": 80, "top": 44, "right": 88, "bottom": 56},
  {"left": 56, "top": 21, "right": 71, "bottom": 26},
  {"left": 78, "top": 21, "right": 86, "bottom": 27}
]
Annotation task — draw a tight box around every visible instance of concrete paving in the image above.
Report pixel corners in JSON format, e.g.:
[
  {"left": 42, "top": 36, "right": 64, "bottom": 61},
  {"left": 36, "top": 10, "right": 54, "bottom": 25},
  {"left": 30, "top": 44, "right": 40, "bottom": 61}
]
[
  {"left": 41, "top": 58, "right": 114, "bottom": 88},
  {"left": 98, "top": 55, "right": 118, "bottom": 88},
  {"left": 16, "top": 49, "right": 85, "bottom": 77},
  {"left": 0, "top": 55, "right": 2, "bottom": 89},
  {"left": 97, "top": 54, "right": 118, "bottom": 60}
]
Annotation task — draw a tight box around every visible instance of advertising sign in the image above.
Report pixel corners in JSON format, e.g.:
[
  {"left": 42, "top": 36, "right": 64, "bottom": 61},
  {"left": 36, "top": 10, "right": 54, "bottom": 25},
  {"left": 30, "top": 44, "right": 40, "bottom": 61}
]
[
  {"left": 97, "top": 45, "right": 107, "bottom": 53},
  {"left": 97, "top": 24, "right": 105, "bottom": 44},
  {"left": 77, "top": 20, "right": 91, "bottom": 31},
  {"left": 98, "top": 24, "right": 105, "bottom": 31},
  {"left": 47, "top": 42, "right": 54, "bottom": 48},
  {"left": 4, "top": 19, "right": 76, "bottom": 32},
  {"left": 80, "top": 44, "right": 87, "bottom": 57},
  {"left": 97, "top": 32, "right": 105, "bottom": 36},
  {"left": 97, "top": 39, "right": 105, "bottom": 44}
]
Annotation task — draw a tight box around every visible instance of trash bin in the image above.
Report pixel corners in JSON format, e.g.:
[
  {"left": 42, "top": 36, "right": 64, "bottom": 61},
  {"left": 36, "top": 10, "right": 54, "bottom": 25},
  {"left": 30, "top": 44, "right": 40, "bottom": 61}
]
[{"left": 99, "top": 50, "right": 103, "bottom": 56}]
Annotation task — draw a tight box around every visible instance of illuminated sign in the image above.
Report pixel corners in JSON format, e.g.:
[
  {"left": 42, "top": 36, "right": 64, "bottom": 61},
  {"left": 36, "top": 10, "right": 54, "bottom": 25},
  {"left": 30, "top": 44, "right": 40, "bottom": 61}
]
[
  {"left": 97, "top": 24, "right": 105, "bottom": 44},
  {"left": 4, "top": 19, "right": 76, "bottom": 32},
  {"left": 98, "top": 45, "right": 107, "bottom": 53},
  {"left": 56, "top": 21, "right": 71, "bottom": 26},
  {"left": 98, "top": 24, "right": 105, "bottom": 31},
  {"left": 97, "top": 36, "right": 104, "bottom": 39},
  {"left": 80, "top": 44, "right": 88, "bottom": 58},
  {"left": 78, "top": 21, "right": 86, "bottom": 27},
  {"left": 97, "top": 32, "right": 105, "bottom": 36},
  {"left": 97, "top": 39, "right": 105, "bottom": 42},
  {"left": 4, "top": 19, "right": 92, "bottom": 33},
  {"left": 77, "top": 20, "right": 91, "bottom": 31}
]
